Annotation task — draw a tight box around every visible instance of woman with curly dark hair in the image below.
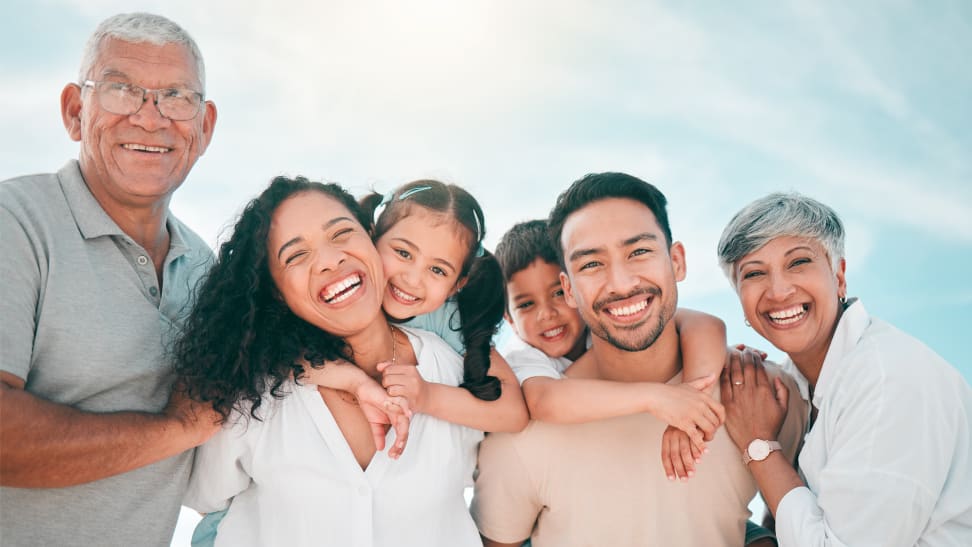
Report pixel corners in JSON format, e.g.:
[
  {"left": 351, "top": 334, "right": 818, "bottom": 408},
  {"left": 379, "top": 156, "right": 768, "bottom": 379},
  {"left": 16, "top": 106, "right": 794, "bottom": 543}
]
[{"left": 177, "top": 176, "right": 484, "bottom": 547}]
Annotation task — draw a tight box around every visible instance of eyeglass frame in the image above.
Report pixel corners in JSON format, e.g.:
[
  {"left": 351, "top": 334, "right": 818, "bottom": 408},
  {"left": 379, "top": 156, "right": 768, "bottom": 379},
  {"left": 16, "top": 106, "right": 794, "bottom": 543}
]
[{"left": 80, "top": 79, "right": 205, "bottom": 121}]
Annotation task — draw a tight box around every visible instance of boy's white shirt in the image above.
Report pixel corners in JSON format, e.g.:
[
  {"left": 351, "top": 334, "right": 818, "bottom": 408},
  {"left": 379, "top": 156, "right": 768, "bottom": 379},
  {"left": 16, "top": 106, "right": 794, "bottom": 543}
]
[{"left": 499, "top": 330, "right": 592, "bottom": 385}]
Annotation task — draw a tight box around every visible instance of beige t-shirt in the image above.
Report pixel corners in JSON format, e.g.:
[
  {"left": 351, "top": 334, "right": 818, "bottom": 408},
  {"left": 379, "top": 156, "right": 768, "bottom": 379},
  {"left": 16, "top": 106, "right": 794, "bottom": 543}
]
[{"left": 471, "top": 368, "right": 807, "bottom": 547}]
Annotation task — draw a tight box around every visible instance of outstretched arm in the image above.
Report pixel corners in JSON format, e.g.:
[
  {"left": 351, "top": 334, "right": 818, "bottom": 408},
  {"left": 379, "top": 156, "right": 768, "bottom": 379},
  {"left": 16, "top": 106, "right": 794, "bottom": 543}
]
[
  {"left": 380, "top": 348, "right": 528, "bottom": 433},
  {"left": 523, "top": 374, "right": 723, "bottom": 446},
  {"left": 0, "top": 371, "right": 219, "bottom": 488}
]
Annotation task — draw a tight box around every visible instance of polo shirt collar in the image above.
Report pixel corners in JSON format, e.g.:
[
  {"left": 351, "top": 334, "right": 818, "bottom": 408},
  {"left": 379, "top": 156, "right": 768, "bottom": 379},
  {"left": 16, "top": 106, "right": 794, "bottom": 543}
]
[
  {"left": 57, "top": 160, "right": 126, "bottom": 240},
  {"left": 812, "top": 297, "right": 868, "bottom": 409},
  {"left": 56, "top": 160, "right": 190, "bottom": 258}
]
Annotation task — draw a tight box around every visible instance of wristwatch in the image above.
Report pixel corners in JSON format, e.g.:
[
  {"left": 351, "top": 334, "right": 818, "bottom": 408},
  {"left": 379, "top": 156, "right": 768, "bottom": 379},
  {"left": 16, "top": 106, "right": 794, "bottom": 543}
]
[{"left": 742, "top": 439, "right": 782, "bottom": 464}]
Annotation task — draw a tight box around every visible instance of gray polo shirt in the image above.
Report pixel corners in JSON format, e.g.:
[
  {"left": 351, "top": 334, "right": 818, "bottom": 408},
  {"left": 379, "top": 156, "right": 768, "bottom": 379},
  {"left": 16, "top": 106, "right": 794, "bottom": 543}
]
[{"left": 0, "top": 161, "right": 214, "bottom": 546}]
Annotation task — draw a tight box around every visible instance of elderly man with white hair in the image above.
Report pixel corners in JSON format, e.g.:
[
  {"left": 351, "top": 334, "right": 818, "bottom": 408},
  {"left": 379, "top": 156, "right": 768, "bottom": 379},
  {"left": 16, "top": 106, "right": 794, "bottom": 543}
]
[{"left": 0, "top": 13, "right": 220, "bottom": 546}]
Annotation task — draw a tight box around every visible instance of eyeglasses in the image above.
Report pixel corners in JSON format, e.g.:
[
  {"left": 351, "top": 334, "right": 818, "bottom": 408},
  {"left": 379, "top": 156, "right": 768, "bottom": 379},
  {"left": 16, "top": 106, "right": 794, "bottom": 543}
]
[{"left": 81, "top": 80, "right": 204, "bottom": 121}]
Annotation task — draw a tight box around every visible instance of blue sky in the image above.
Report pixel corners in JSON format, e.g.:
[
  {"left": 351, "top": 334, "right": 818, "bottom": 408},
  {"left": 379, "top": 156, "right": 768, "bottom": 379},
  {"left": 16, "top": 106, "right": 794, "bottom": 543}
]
[{"left": 3, "top": 0, "right": 970, "bottom": 539}]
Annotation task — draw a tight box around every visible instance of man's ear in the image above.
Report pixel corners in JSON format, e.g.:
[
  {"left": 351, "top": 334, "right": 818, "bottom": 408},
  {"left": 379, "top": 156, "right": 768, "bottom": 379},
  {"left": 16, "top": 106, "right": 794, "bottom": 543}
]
[
  {"left": 560, "top": 271, "right": 577, "bottom": 309},
  {"left": 669, "top": 241, "right": 687, "bottom": 282},
  {"left": 61, "top": 83, "right": 84, "bottom": 142},
  {"left": 196, "top": 100, "right": 218, "bottom": 155}
]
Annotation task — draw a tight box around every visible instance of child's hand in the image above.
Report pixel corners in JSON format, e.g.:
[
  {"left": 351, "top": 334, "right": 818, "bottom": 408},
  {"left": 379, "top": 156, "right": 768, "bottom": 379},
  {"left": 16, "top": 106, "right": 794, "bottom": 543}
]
[
  {"left": 661, "top": 425, "right": 705, "bottom": 482},
  {"left": 650, "top": 374, "right": 725, "bottom": 450},
  {"left": 378, "top": 362, "right": 429, "bottom": 414},
  {"left": 353, "top": 378, "right": 412, "bottom": 459},
  {"left": 733, "top": 343, "right": 768, "bottom": 360}
]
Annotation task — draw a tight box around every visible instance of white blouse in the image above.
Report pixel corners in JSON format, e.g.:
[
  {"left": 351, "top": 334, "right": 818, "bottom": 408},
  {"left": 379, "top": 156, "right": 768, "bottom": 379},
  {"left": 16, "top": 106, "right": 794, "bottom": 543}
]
[
  {"left": 184, "top": 326, "right": 484, "bottom": 547},
  {"left": 776, "top": 299, "right": 972, "bottom": 547}
]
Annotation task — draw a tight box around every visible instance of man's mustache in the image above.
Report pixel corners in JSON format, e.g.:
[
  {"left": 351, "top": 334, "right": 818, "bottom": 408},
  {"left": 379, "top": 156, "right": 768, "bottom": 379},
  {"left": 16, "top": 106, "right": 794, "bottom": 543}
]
[{"left": 592, "top": 286, "right": 660, "bottom": 313}]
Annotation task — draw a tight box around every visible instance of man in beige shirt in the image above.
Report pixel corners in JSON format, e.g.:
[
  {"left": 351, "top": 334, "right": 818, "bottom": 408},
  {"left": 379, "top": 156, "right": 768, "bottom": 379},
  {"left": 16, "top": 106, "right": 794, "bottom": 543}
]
[{"left": 471, "top": 172, "right": 806, "bottom": 546}]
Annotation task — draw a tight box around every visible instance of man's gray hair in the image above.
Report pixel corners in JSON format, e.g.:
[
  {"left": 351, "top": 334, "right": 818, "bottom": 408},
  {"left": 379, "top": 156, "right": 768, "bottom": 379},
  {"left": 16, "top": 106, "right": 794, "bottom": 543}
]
[
  {"left": 717, "top": 192, "right": 845, "bottom": 287},
  {"left": 79, "top": 12, "right": 206, "bottom": 93}
]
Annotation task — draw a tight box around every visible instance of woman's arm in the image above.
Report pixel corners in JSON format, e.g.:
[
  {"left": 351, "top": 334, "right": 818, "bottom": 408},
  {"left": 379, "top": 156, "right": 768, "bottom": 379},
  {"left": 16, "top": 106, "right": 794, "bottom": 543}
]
[{"left": 380, "top": 348, "right": 528, "bottom": 432}]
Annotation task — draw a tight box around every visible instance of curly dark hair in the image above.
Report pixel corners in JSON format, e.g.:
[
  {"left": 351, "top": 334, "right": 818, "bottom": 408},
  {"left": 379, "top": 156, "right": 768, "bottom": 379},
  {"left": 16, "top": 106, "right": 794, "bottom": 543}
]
[
  {"left": 173, "top": 176, "right": 371, "bottom": 421},
  {"left": 360, "top": 180, "right": 504, "bottom": 402}
]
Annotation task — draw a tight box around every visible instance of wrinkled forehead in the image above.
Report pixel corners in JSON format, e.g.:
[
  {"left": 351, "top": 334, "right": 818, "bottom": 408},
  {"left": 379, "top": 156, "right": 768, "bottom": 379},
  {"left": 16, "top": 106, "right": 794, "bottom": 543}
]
[{"left": 90, "top": 37, "right": 201, "bottom": 87}]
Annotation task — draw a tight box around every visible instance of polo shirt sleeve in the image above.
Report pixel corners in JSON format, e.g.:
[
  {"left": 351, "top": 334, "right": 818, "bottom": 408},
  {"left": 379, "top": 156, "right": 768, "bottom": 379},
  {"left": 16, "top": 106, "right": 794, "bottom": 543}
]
[
  {"left": 470, "top": 431, "right": 540, "bottom": 543},
  {"left": 0, "top": 200, "right": 42, "bottom": 381}
]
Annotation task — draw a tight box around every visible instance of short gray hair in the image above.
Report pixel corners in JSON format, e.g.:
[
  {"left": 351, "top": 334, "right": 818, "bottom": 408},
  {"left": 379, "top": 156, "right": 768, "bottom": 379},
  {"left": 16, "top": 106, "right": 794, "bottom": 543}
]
[
  {"left": 717, "top": 192, "right": 845, "bottom": 287},
  {"left": 79, "top": 12, "right": 206, "bottom": 93}
]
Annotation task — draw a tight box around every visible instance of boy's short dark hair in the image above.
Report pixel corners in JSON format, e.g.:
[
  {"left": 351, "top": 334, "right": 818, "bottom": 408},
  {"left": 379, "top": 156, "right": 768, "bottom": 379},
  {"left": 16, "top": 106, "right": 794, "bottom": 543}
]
[
  {"left": 547, "top": 172, "right": 672, "bottom": 267},
  {"left": 495, "top": 219, "right": 560, "bottom": 283}
]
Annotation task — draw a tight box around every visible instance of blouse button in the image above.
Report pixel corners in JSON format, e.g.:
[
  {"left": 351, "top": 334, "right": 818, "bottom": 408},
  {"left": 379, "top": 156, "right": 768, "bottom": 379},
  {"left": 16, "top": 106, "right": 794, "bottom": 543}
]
[{"left": 137, "top": 255, "right": 149, "bottom": 266}]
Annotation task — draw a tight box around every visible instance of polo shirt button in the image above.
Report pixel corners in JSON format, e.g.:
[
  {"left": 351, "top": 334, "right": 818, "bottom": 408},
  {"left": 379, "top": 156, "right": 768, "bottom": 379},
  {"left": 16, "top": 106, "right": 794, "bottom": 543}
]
[
  {"left": 137, "top": 255, "right": 149, "bottom": 266},
  {"left": 149, "top": 287, "right": 158, "bottom": 296},
  {"left": 357, "top": 485, "right": 368, "bottom": 496}
]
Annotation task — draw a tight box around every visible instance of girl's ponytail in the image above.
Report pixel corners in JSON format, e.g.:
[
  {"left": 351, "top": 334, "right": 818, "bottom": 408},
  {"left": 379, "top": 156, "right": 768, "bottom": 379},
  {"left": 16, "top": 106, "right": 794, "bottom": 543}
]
[{"left": 454, "top": 249, "right": 504, "bottom": 401}]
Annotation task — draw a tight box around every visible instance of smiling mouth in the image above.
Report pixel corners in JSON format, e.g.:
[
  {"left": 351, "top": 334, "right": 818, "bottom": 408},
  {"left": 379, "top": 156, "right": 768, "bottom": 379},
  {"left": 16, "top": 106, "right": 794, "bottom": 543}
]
[
  {"left": 766, "top": 304, "right": 808, "bottom": 325},
  {"left": 603, "top": 297, "right": 649, "bottom": 318},
  {"left": 320, "top": 273, "right": 362, "bottom": 304},
  {"left": 390, "top": 284, "right": 419, "bottom": 304},
  {"left": 122, "top": 143, "right": 172, "bottom": 154}
]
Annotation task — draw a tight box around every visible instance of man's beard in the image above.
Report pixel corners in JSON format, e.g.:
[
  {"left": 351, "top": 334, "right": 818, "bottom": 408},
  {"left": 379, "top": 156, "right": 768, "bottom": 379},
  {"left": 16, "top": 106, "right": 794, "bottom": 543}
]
[{"left": 587, "top": 287, "right": 673, "bottom": 352}]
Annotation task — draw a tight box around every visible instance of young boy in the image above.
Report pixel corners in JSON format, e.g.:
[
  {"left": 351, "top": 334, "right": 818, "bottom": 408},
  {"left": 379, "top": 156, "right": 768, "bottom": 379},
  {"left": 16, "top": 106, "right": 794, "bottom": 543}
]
[{"left": 494, "top": 219, "right": 726, "bottom": 473}]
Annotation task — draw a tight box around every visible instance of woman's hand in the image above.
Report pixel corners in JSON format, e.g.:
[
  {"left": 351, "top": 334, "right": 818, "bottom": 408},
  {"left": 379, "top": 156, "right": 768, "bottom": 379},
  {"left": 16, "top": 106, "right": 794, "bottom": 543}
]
[
  {"left": 660, "top": 425, "right": 705, "bottom": 481},
  {"left": 720, "top": 347, "right": 789, "bottom": 451},
  {"left": 648, "top": 374, "right": 725, "bottom": 452},
  {"left": 378, "top": 362, "right": 430, "bottom": 415}
]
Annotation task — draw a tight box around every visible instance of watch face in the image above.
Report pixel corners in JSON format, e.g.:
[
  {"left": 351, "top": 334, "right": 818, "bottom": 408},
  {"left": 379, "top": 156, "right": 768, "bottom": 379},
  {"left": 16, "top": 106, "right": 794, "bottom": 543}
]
[{"left": 748, "top": 439, "right": 771, "bottom": 461}]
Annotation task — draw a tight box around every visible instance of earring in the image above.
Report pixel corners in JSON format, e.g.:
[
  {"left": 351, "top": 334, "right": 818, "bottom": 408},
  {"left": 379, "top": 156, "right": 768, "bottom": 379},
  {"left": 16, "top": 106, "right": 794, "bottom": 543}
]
[
  {"left": 744, "top": 318, "right": 751, "bottom": 327},
  {"left": 839, "top": 295, "right": 847, "bottom": 305}
]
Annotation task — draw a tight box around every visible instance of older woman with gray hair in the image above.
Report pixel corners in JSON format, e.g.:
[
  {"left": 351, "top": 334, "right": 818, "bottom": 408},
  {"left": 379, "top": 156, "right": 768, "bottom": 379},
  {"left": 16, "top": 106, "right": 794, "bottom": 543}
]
[{"left": 715, "top": 193, "right": 972, "bottom": 547}]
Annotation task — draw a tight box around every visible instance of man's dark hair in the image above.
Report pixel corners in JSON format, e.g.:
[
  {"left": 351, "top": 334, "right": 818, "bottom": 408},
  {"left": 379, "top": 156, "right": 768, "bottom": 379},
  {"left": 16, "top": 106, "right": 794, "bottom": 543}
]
[
  {"left": 547, "top": 172, "right": 672, "bottom": 267},
  {"left": 494, "top": 219, "right": 559, "bottom": 283}
]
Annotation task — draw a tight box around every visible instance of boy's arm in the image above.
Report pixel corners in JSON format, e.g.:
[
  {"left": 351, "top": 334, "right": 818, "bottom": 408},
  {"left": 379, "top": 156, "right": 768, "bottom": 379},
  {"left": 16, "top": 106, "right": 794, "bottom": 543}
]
[
  {"left": 673, "top": 308, "right": 727, "bottom": 391},
  {"left": 523, "top": 374, "right": 721, "bottom": 446}
]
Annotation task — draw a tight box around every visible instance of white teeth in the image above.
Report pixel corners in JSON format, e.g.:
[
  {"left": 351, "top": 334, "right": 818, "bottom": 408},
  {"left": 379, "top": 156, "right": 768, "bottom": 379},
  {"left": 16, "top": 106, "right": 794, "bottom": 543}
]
[
  {"left": 605, "top": 299, "right": 648, "bottom": 317},
  {"left": 322, "top": 274, "right": 361, "bottom": 302},
  {"left": 123, "top": 143, "right": 170, "bottom": 153},
  {"left": 541, "top": 326, "right": 565, "bottom": 339},
  {"left": 391, "top": 285, "right": 418, "bottom": 302},
  {"left": 768, "top": 305, "right": 807, "bottom": 325}
]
